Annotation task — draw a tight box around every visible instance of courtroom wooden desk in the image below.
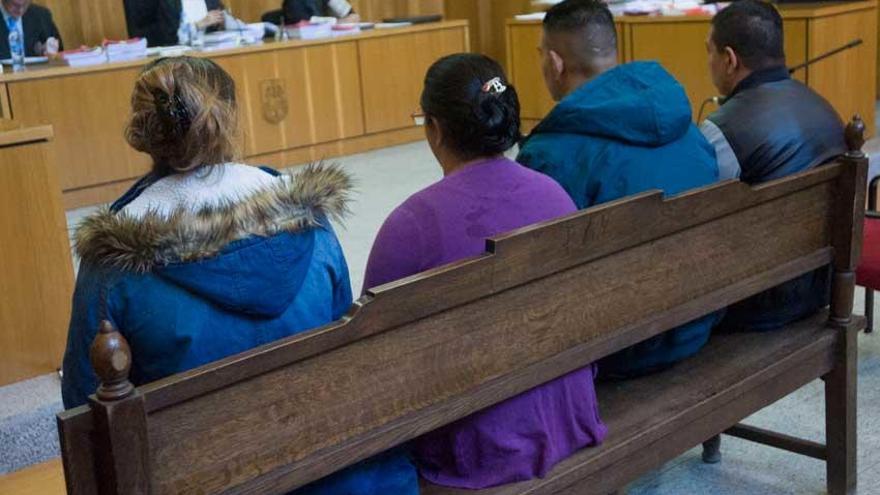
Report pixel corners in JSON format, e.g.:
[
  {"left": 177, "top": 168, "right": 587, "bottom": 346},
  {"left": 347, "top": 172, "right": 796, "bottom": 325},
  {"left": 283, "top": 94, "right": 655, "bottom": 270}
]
[
  {"left": 0, "top": 21, "right": 469, "bottom": 209},
  {"left": 0, "top": 121, "right": 73, "bottom": 386},
  {"left": 507, "top": 1, "right": 877, "bottom": 135}
]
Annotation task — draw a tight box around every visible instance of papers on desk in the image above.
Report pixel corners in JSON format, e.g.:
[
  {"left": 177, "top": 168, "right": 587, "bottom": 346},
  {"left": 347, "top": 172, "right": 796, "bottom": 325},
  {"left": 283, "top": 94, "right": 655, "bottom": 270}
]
[
  {"left": 375, "top": 22, "right": 412, "bottom": 29},
  {"left": 515, "top": 13, "right": 546, "bottom": 21},
  {"left": 105, "top": 38, "right": 148, "bottom": 62},
  {"left": 0, "top": 56, "right": 49, "bottom": 65},
  {"left": 285, "top": 22, "right": 334, "bottom": 40},
  {"left": 146, "top": 45, "right": 193, "bottom": 57},
  {"left": 331, "top": 23, "right": 361, "bottom": 37},
  {"left": 61, "top": 47, "right": 106, "bottom": 67},
  {"left": 59, "top": 38, "right": 148, "bottom": 67}
]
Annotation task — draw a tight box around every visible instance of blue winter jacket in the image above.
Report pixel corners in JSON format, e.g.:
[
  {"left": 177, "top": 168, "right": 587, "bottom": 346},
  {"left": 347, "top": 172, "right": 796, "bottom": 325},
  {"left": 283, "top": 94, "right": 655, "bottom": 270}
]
[
  {"left": 61, "top": 163, "right": 418, "bottom": 495},
  {"left": 517, "top": 61, "right": 722, "bottom": 377}
]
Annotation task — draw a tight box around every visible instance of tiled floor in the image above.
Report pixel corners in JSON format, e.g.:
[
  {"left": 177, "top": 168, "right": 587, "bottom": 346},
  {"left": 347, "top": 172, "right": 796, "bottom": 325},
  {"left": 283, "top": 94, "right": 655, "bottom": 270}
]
[{"left": 4, "top": 138, "right": 880, "bottom": 493}]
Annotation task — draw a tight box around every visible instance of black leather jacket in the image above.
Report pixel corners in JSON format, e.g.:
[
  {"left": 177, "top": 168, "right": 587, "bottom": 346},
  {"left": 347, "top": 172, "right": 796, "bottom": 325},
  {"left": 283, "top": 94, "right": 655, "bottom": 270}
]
[{"left": 702, "top": 66, "right": 846, "bottom": 332}]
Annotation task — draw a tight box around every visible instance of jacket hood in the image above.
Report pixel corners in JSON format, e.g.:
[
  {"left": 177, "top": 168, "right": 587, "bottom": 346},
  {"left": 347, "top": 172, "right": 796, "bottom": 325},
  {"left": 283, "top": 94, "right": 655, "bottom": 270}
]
[
  {"left": 532, "top": 61, "right": 694, "bottom": 147},
  {"left": 74, "top": 163, "right": 352, "bottom": 317}
]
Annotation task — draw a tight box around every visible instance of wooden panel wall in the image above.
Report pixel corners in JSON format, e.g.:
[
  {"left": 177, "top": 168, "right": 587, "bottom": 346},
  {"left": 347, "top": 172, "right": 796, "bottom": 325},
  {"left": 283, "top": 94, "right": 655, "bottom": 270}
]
[
  {"left": 40, "top": 0, "right": 130, "bottom": 47},
  {"left": 808, "top": 7, "right": 878, "bottom": 136},
  {"left": 0, "top": 123, "right": 73, "bottom": 386},
  {"left": 445, "top": 0, "right": 533, "bottom": 66},
  {"left": 38, "top": 0, "right": 83, "bottom": 47},
  {"left": 213, "top": 41, "right": 364, "bottom": 157},
  {"left": 359, "top": 26, "right": 468, "bottom": 133},
  {"left": 7, "top": 68, "right": 152, "bottom": 193}
]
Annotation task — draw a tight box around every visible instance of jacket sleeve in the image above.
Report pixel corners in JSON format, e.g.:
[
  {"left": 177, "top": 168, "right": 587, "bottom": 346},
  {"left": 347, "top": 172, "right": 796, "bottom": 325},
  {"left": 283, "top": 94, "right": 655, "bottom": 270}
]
[
  {"left": 699, "top": 119, "right": 741, "bottom": 181},
  {"left": 283, "top": 0, "right": 321, "bottom": 23},
  {"left": 330, "top": 237, "right": 353, "bottom": 321},
  {"left": 124, "top": 0, "right": 178, "bottom": 47},
  {"left": 61, "top": 262, "right": 122, "bottom": 409},
  {"left": 42, "top": 8, "right": 63, "bottom": 50}
]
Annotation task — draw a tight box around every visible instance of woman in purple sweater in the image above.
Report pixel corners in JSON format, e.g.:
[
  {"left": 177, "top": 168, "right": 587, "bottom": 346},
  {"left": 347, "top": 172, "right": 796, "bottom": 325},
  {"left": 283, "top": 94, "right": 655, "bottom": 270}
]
[{"left": 363, "top": 53, "right": 607, "bottom": 489}]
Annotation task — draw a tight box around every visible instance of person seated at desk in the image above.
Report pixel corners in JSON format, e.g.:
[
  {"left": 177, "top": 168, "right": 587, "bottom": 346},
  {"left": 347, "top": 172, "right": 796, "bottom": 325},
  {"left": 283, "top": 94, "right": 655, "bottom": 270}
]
[
  {"left": 516, "top": 0, "right": 720, "bottom": 379},
  {"left": 364, "top": 53, "right": 606, "bottom": 489},
  {"left": 282, "top": 0, "right": 360, "bottom": 24},
  {"left": 0, "top": 0, "right": 62, "bottom": 59},
  {"left": 123, "top": 0, "right": 246, "bottom": 47},
  {"left": 701, "top": 0, "right": 845, "bottom": 332}
]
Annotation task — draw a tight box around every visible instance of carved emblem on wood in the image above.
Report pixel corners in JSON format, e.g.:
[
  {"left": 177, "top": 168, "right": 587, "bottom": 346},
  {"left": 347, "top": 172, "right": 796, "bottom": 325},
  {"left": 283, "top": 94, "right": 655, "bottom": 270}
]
[{"left": 260, "top": 79, "right": 289, "bottom": 124}]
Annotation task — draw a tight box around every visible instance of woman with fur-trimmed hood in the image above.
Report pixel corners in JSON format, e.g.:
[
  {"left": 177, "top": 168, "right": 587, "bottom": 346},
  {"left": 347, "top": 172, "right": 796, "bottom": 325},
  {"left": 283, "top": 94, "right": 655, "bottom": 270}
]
[{"left": 62, "top": 57, "right": 418, "bottom": 494}]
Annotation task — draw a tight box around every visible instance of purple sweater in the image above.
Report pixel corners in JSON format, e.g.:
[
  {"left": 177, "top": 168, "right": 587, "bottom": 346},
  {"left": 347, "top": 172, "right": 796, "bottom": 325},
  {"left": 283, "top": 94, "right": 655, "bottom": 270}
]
[{"left": 364, "top": 157, "right": 607, "bottom": 489}]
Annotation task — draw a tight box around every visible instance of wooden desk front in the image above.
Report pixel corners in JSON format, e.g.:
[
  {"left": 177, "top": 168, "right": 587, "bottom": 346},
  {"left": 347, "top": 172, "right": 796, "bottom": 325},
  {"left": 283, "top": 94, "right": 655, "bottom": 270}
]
[
  {"left": 507, "top": 2, "right": 877, "bottom": 135},
  {"left": 0, "top": 21, "right": 469, "bottom": 209},
  {"left": 0, "top": 121, "right": 73, "bottom": 386}
]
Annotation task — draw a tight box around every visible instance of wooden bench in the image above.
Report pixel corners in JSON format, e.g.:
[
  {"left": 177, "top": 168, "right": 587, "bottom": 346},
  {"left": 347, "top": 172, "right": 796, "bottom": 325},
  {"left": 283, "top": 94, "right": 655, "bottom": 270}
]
[{"left": 57, "top": 118, "right": 868, "bottom": 495}]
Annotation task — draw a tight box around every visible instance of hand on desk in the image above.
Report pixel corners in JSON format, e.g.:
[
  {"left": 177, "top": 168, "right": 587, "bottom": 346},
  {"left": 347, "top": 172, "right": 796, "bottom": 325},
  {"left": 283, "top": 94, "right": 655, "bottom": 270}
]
[
  {"left": 197, "top": 10, "right": 225, "bottom": 30},
  {"left": 340, "top": 13, "right": 361, "bottom": 23},
  {"left": 34, "top": 37, "right": 60, "bottom": 57}
]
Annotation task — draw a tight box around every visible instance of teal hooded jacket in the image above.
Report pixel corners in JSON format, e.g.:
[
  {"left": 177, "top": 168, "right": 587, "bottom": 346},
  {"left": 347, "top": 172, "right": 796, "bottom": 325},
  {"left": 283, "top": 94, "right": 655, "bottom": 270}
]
[{"left": 517, "top": 61, "right": 721, "bottom": 376}]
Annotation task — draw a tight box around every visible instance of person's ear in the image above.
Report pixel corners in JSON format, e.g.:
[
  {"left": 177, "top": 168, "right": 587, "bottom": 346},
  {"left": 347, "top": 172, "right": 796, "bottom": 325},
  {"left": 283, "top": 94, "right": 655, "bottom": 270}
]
[
  {"left": 426, "top": 115, "right": 443, "bottom": 147},
  {"left": 723, "top": 46, "right": 739, "bottom": 75},
  {"left": 549, "top": 49, "right": 565, "bottom": 79}
]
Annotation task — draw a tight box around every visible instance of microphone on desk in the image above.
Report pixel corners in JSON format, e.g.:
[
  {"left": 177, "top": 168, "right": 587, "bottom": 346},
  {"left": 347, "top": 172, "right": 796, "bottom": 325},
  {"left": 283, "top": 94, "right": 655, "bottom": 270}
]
[{"left": 697, "top": 38, "right": 864, "bottom": 122}]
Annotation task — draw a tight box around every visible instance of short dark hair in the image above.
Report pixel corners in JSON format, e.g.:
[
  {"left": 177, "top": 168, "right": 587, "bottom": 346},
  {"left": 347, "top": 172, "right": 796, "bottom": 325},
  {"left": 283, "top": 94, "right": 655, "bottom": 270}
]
[
  {"left": 711, "top": 0, "right": 785, "bottom": 70},
  {"left": 543, "top": 0, "right": 617, "bottom": 59},
  {"left": 420, "top": 53, "right": 521, "bottom": 160}
]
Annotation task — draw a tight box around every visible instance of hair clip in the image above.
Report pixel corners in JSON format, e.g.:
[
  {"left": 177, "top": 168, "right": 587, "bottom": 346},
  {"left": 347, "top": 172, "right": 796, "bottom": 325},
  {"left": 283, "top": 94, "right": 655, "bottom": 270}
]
[
  {"left": 151, "top": 89, "right": 191, "bottom": 135},
  {"left": 481, "top": 77, "right": 508, "bottom": 95}
]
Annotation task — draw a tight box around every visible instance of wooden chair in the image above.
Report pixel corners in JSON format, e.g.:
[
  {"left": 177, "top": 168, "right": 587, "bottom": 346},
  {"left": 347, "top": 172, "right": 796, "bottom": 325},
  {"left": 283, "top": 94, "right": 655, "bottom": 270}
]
[{"left": 57, "top": 118, "right": 867, "bottom": 495}]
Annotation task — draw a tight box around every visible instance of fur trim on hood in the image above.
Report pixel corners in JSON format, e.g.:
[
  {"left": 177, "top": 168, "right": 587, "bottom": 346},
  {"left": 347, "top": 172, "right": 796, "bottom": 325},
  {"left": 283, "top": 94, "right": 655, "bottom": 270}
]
[{"left": 75, "top": 163, "right": 353, "bottom": 273}]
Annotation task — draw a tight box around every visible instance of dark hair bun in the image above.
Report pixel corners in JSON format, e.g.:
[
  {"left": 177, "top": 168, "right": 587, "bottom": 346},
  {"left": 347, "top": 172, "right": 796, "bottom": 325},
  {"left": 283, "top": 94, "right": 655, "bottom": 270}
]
[{"left": 421, "top": 54, "right": 521, "bottom": 160}]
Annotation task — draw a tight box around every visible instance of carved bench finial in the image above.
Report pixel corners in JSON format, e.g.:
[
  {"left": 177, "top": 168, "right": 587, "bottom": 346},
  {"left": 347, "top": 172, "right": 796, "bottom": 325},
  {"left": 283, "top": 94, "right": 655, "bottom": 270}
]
[
  {"left": 845, "top": 114, "right": 866, "bottom": 158},
  {"left": 89, "top": 320, "right": 135, "bottom": 401}
]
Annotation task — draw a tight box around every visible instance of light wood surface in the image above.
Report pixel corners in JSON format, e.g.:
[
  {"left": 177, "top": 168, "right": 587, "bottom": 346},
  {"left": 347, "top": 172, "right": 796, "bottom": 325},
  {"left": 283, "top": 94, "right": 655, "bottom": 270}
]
[
  {"left": 808, "top": 5, "right": 878, "bottom": 137},
  {"left": 0, "top": 459, "right": 65, "bottom": 495},
  {"left": 359, "top": 26, "right": 469, "bottom": 133},
  {"left": 507, "top": 2, "right": 877, "bottom": 134},
  {"left": 445, "top": 0, "right": 535, "bottom": 66},
  {"left": 0, "top": 21, "right": 468, "bottom": 208},
  {"left": 0, "top": 121, "right": 73, "bottom": 386}
]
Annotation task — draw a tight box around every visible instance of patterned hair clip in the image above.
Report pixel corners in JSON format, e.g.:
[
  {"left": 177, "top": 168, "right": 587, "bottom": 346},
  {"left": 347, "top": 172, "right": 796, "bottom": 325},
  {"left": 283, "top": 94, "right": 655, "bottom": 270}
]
[
  {"left": 151, "top": 89, "right": 192, "bottom": 135},
  {"left": 481, "top": 77, "right": 508, "bottom": 95}
]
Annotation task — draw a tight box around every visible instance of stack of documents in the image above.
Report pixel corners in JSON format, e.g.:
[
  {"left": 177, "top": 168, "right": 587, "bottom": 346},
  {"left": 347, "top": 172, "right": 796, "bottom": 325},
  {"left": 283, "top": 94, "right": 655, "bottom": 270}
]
[
  {"left": 105, "top": 38, "right": 148, "bottom": 63},
  {"left": 285, "top": 22, "right": 334, "bottom": 40},
  {"left": 61, "top": 47, "right": 106, "bottom": 68}
]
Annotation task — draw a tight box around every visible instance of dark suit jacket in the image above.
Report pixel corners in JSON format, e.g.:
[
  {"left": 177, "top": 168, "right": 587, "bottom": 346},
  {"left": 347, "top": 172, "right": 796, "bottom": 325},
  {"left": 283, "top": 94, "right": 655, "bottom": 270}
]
[
  {"left": 124, "top": 0, "right": 224, "bottom": 48},
  {"left": 0, "top": 4, "right": 63, "bottom": 59},
  {"left": 282, "top": 0, "right": 351, "bottom": 24}
]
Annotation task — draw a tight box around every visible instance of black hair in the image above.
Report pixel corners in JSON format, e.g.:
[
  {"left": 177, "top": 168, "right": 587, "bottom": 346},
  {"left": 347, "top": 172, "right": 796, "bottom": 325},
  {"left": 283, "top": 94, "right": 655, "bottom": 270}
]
[
  {"left": 711, "top": 0, "right": 785, "bottom": 70},
  {"left": 543, "top": 0, "right": 617, "bottom": 58},
  {"left": 420, "top": 53, "right": 521, "bottom": 160}
]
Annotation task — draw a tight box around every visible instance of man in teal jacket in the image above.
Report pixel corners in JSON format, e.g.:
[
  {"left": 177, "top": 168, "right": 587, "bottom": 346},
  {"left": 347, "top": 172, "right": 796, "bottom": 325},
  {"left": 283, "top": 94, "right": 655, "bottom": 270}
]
[{"left": 517, "top": 0, "right": 720, "bottom": 377}]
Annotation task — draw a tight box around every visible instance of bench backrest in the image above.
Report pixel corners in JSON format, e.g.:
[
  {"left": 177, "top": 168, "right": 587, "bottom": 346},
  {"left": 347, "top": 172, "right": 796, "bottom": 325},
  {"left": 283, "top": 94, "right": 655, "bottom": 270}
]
[{"left": 57, "top": 119, "right": 868, "bottom": 495}]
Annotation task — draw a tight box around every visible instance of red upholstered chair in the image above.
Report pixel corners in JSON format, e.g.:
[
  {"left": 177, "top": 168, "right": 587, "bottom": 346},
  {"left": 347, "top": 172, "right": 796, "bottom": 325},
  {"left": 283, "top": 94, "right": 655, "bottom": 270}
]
[{"left": 857, "top": 176, "right": 880, "bottom": 333}]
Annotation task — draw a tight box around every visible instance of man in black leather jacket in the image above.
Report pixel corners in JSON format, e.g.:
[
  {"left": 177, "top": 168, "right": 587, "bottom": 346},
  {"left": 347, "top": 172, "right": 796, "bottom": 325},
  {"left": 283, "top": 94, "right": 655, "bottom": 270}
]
[{"left": 701, "top": 0, "right": 845, "bottom": 332}]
